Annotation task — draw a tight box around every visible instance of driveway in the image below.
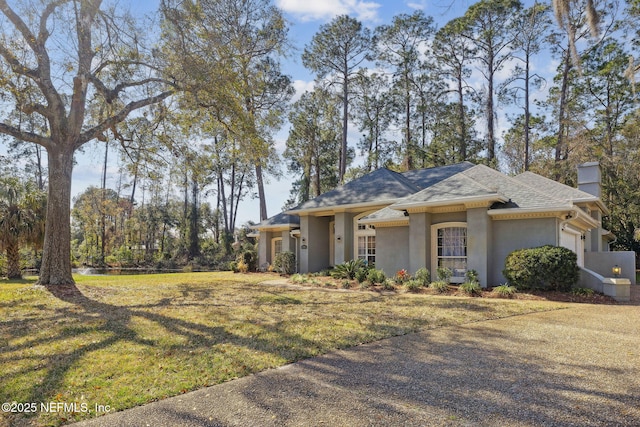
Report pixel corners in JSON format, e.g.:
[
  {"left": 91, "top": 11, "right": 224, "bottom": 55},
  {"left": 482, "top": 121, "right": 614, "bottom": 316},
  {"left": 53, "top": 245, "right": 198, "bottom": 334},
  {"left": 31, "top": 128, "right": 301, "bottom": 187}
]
[{"left": 73, "top": 297, "right": 640, "bottom": 427}]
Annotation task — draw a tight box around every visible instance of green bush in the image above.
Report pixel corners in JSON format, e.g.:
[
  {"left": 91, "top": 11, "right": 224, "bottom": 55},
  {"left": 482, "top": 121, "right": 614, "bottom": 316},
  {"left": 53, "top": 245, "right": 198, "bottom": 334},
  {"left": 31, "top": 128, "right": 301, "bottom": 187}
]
[
  {"left": 330, "top": 259, "right": 366, "bottom": 280},
  {"left": 404, "top": 279, "right": 424, "bottom": 292},
  {"left": 571, "top": 287, "right": 595, "bottom": 296},
  {"left": 492, "top": 284, "right": 517, "bottom": 297},
  {"left": 273, "top": 251, "right": 296, "bottom": 275},
  {"left": 366, "top": 268, "right": 386, "bottom": 284},
  {"left": 460, "top": 281, "right": 482, "bottom": 296},
  {"left": 465, "top": 269, "right": 479, "bottom": 285},
  {"left": 236, "top": 249, "right": 258, "bottom": 272},
  {"left": 381, "top": 278, "right": 395, "bottom": 290},
  {"left": 436, "top": 267, "right": 452, "bottom": 282},
  {"left": 414, "top": 268, "right": 430, "bottom": 286},
  {"left": 290, "top": 273, "right": 307, "bottom": 284},
  {"left": 429, "top": 281, "right": 449, "bottom": 293},
  {"left": 503, "top": 245, "right": 579, "bottom": 292},
  {"left": 394, "top": 269, "right": 411, "bottom": 284},
  {"left": 355, "top": 266, "right": 370, "bottom": 283}
]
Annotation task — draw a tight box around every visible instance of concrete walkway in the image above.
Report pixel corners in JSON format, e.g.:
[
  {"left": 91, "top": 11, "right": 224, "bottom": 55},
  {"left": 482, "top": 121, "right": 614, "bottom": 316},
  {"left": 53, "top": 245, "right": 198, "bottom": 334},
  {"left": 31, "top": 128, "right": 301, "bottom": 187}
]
[{"left": 74, "top": 293, "right": 640, "bottom": 427}]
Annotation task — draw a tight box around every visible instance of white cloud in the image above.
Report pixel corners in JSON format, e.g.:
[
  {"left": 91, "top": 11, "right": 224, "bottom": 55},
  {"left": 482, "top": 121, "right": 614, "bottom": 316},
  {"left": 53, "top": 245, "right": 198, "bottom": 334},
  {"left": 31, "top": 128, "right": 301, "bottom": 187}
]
[
  {"left": 291, "top": 79, "right": 316, "bottom": 102},
  {"left": 407, "top": 1, "right": 426, "bottom": 10},
  {"left": 276, "top": 0, "right": 381, "bottom": 22}
]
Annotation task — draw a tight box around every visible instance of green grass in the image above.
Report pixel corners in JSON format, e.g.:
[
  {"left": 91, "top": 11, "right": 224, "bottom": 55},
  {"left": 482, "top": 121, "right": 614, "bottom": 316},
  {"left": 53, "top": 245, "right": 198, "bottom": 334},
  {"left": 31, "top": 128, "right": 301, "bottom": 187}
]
[{"left": 1, "top": 272, "right": 563, "bottom": 426}]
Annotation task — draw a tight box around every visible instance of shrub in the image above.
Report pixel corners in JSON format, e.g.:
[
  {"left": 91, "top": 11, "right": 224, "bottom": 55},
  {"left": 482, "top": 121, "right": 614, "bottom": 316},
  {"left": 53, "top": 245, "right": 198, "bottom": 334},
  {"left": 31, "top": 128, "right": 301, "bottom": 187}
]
[
  {"left": 414, "top": 268, "right": 430, "bottom": 286},
  {"left": 436, "top": 267, "right": 453, "bottom": 282},
  {"left": 381, "top": 278, "right": 395, "bottom": 290},
  {"left": 290, "top": 273, "right": 307, "bottom": 284},
  {"left": 503, "top": 245, "right": 579, "bottom": 292},
  {"left": 236, "top": 249, "right": 257, "bottom": 272},
  {"left": 404, "top": 279, "right": 424, "bottom": 292},
  {"left": 273, "top": 251, "right": 296, "bottom": 275},
  {"left": 359, "top": 281, "right": 372, "bottom": 290},
  {"left": 330, "top": 259, "right": 366, "bottom": 279},
  {"left": 367, "top": 269, "right": 386, "bottom": 284},
  {"left": 571, "top": 287, "right": 595, "bottom": 296},
  {"left": 394, "top": 269, "right": 410, "bottom": 284},
  {"left": 460, "top": 281, "right": 482, "bottom": 296},
  {"left": 492, "top": 284, "right": 517, "bottom": 297},
  {"left": 236, "top": 259, "right": 248, "bottom": 273},
  {"left": 429, "top": 281, "right": 449, "bottom": 293},
  {"left": 355, "top": 266, "right": 370, "bottom": 283},
  {"left": 465, "top": 269, "right": 479, "bottom": 285},
  {"left": 229, "top": 261, "right": 238, "bottom": 272},
  {"left": 341, "top": 280, "right": 351, "bottom": 289}
]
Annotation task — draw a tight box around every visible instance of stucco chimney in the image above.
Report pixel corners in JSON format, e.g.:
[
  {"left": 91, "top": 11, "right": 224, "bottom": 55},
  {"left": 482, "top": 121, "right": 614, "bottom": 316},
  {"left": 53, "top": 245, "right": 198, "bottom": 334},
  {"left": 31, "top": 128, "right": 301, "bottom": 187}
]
[{"left": 577, "top": 162, "right": 601, "bottom": 198}]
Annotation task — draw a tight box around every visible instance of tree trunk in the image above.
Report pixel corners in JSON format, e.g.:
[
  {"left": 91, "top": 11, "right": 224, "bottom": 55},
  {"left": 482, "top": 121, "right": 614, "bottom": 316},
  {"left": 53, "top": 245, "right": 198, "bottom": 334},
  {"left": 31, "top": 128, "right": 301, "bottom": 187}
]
[
  {"left": 6, "top": 240, "right": 22, "bottom": 280},
  {"left": 340, "top": 74, "right": 349, "bottom": 183},
  {"left": 555, "top": 49, "right": 572, "bottom": 179},
  {"left": 38, "top": 146, "right": 75, "bottom": 285},
  {"left": 255, "top": 163, "right": 267, "bottom": 222},
  {"left": 487, "top": 54, "right": 496, "bottom": 162},
  {"left": 188, "top": 177, "right": 200, "bottom": 260},
  {"left": 457, "top": 74, "right": 467, "bottom": 161}
]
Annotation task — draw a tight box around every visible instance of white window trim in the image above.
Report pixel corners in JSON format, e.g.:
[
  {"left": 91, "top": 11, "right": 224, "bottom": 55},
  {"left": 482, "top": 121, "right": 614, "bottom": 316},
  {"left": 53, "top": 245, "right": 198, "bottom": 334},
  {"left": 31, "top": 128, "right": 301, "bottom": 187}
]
[
  {"left": 431, "top": 222, "right": 467, "bottom": 284},
  {"left": 354, "top": 211, "right": 376, "bottom": 266},
  {"left": 271, "top": 237, "right": 283, "bottom": 263}
]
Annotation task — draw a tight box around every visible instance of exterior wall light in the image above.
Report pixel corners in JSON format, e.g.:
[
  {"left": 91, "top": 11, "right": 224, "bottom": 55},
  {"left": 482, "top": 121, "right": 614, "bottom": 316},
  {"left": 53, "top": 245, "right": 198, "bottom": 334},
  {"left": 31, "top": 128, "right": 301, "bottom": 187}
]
[{"left": 612, "top": 265, "right": 621, "bottom": 277}]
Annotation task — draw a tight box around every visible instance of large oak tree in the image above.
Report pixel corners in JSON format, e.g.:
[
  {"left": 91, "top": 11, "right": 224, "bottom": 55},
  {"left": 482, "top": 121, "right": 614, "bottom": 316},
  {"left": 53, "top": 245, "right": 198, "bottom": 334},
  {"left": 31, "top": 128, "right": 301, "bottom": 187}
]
[{"left": 0, "top": 0, "right": 173, "bottom": 285}]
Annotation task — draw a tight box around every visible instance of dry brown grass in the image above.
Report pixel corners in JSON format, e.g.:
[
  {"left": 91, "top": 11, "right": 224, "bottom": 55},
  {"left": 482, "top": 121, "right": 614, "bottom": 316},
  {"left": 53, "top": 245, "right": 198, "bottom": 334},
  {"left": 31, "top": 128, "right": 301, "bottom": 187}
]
[{"left": 1, "top": 272, "right": 563, "bottom": 426}]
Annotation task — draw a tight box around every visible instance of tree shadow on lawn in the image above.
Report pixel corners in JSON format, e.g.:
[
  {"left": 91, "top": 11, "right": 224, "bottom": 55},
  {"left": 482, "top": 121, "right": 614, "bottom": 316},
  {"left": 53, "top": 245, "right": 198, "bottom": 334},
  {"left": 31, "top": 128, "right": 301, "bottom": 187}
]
[{"left": 1, "top": 282, "right": 322, "bottom": 425}]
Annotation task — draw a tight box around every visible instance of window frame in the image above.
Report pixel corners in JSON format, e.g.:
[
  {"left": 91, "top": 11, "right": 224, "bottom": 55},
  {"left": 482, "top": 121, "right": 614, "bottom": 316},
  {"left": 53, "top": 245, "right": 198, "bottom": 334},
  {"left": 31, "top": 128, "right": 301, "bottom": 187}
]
[
  {"left": 431, "top": 222, "right": 467, "bottom": 283},
  {"left": 354, "top": 212, "right": 376, "bottom": 267},
  {"left": 271, "top": 237, "right": 283, "bottom": 263}
]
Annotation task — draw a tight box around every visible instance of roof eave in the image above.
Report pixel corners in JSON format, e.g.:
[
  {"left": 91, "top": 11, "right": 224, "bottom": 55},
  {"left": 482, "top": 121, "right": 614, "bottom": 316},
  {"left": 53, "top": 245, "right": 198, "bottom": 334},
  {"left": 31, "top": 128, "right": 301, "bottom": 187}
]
[
  {"left": 391, "top": 194, "right": 508, "bottom": 211},
  {"left": 256, "top": 223, "right": 299, "bottom": 231},
  {"left": 286, "top": 199, "right": 400, "bottom": 216}
]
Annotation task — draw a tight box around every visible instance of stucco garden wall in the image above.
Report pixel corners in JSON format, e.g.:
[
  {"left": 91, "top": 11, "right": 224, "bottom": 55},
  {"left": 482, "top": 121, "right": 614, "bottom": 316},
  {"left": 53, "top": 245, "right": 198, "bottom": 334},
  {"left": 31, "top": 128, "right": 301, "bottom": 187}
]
[{"left": 584, "top": 251, "right": 636, "bottom": 285}]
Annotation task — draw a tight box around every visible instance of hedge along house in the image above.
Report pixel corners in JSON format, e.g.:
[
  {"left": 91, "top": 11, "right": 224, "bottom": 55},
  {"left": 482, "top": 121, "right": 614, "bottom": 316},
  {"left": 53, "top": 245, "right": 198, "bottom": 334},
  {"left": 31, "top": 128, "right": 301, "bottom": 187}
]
[{"left": 255, "top": 162, "right": 635, "bottom": 297}]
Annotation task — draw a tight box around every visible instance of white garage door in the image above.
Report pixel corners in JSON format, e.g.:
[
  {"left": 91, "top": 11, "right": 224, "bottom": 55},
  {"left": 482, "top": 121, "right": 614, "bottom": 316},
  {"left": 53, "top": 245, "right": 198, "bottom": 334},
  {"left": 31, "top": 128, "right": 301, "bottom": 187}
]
[{"left": 560, "top": 227, "right": 584, "bottom": 267}]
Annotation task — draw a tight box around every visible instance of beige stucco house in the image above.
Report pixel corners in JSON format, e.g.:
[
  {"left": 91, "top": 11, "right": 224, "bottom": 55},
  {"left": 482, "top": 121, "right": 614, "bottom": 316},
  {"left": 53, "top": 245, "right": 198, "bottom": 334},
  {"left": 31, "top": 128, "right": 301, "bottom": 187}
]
[{"left": 256, "top": 162, "right": 634, "bottom": 296}]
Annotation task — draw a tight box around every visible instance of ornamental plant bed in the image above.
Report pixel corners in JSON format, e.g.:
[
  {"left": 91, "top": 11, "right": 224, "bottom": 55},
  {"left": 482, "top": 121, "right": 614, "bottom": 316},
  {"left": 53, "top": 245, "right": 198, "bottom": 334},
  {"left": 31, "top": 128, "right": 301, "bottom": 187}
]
[{"left": 286, "top": 273, "right": 619, "bottom": 304}]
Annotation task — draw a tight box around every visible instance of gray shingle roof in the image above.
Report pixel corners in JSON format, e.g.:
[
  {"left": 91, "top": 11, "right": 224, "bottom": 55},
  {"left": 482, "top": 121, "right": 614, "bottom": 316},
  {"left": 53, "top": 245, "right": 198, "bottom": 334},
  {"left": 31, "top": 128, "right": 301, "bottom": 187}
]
[
  {"left": 360, "top": 206, "right": 407, "bottom": 222},
  {"left": 386, "top": 164, "right": 576, "bottom": 212},
  {"left": 401, "top": 161, "right": 475, "bottom": 189},
  {"left": 463, "top": 165, "right": 572, "bottom": 209},
  {"left": 257, "top": 211, "right": 300, "bottom": 229},
  {"left": 287, "top": 162, "right": 477, "bottom": 213},
  {"left": 391, "top": 167, "right": 503, "bottom": 208},
  {"left": 513, "top": 172, "right": 599, "bottom": 202},
  {"left": 287, "top": 167, "right": 420, "bottom": 212}
]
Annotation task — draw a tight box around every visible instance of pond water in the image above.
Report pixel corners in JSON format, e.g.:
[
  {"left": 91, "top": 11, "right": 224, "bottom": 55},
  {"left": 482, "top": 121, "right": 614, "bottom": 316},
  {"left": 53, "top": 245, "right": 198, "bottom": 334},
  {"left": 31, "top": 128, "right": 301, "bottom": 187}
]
[{"left": 73, "top": 268, "right": 184, "bottom": 276}]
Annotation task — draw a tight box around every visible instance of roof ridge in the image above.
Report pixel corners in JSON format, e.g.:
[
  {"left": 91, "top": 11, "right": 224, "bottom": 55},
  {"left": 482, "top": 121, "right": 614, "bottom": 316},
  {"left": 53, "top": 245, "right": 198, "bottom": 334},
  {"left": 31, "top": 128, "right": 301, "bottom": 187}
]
[
  {"left": 463, "top": 165, "right": 572, "bottom": 207},
  {"left": 458, "top": 165, "right": 504, "bottom": 194},
  {"left": 514, "top": 171, "right": 598, "bottom": 200},
  {"left": 382, "top": 167, "right": 421, "bottom": 192}
]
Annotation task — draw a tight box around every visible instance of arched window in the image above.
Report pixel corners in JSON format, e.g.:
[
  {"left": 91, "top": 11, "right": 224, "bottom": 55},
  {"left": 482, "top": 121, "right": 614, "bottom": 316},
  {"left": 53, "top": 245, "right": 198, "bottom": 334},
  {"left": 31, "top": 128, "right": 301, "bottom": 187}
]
[
  {"left": 354, "top": 212, "right": 376, "bottom": 266},
  {"left": 431, "top": 222, "right": 467, "bottom": 283}
]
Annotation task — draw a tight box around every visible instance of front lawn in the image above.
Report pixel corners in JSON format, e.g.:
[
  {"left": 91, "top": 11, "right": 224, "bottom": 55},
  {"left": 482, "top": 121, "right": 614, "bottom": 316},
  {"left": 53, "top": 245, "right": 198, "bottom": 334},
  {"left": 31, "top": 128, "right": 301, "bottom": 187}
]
[{"left": 1, "top": 272, "right": 562, "bottom": 426}]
